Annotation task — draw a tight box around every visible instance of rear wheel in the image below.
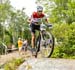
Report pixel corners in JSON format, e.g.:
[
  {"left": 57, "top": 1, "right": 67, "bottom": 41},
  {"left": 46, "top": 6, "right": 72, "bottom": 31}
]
[{"left": 37, "top": 31, "right": 54, "bottom": 58}]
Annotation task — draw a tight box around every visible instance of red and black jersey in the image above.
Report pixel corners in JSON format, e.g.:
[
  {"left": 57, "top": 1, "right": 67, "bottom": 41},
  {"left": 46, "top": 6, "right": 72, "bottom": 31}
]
[{"left": 29, "top": 12, "right": 47, "bottom": 23}]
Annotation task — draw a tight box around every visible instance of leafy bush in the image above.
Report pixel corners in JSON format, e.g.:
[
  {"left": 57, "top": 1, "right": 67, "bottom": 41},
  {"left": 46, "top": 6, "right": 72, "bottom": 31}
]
[
  {"left": 52, "top": 23, "right": 75, "bottom": 58},
  {"left": 4, "top": 35, "right": 11, "bottom": 45},
  {"left": 0, "top": 41, "right": 5, "bottom": 54}
]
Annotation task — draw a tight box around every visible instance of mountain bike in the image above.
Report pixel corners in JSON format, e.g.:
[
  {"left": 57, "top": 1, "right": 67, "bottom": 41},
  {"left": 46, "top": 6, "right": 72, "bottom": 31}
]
[
  {"left": 35, "top": 23, "right": 54, "bottom": 58},
  {"left": 25, "top": 22, "right": 54, "bottom": 58}
]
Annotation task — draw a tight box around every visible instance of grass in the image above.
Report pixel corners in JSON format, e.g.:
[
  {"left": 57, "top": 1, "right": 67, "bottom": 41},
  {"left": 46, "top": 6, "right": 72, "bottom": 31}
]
[{"left": 4, "top": 57, "right": 25, "bottom": 70}]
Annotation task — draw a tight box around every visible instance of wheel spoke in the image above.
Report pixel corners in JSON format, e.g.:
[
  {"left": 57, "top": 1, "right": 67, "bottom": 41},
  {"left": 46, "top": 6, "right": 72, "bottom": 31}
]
[
  {"left": 36, "top": 31, "right": 54, "bottom": 58},
  {"left": 40, "top": 32, "right": 54, "bottom": 57},
  {"left": 40, "top": 45, "right": 51, "bottom": 57}
]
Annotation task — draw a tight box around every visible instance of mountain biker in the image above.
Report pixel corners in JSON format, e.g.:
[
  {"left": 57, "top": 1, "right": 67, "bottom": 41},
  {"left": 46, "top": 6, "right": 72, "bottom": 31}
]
[{"left": 28, "top": 6, "right": 48, "bottom": 55}]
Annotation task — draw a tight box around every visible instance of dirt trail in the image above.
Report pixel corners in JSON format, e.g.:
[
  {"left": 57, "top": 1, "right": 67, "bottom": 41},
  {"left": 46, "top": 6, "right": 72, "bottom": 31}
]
[{"left": 0, "top": 51, "right": 24, "bottom": 66}]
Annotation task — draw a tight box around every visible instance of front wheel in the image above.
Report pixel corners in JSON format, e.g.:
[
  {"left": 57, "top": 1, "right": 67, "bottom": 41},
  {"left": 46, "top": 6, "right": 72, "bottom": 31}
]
[{"left": 37, "top": 31, "right": 54, "bottom": 58}]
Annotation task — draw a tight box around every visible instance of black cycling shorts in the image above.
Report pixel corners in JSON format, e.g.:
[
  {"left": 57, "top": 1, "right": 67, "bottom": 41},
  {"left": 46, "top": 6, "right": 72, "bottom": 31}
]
[{"left": 30, "top": 23, "right": 40, "bottom": 34}]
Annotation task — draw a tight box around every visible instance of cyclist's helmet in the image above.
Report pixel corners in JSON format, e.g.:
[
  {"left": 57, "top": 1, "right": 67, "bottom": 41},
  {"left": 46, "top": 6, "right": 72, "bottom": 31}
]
[{"left": 37, "top": 6, "right": 43, "bottom": 12}]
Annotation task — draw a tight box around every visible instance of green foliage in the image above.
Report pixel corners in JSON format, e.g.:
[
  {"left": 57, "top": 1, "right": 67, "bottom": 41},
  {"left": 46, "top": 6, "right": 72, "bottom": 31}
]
[
  {"left": 52, "top": 23, "right": 69, "bottom": 42},
  {"left": 0, "top": 42, "right": 5, "bottom": 54},
  {"left": 4, "top": 58, "right": 25, "bottom": 70},
  {"left": 51, "top": 46, "right": 64, "bottom": 58},
  {"left": 0, "top": 24, "right": 3, "bottom": 37},
  {"left": 24, "top": 29, "right": 31, "bottom": 42},
  {"left": 4, "top": 35, "right": 11, "bottom": 45},
  {"left": 51, "top": 23, "right": 75, "bottom": 58},
  {"left": 0, "top": 0, "right": 12, "bottom": 22}
]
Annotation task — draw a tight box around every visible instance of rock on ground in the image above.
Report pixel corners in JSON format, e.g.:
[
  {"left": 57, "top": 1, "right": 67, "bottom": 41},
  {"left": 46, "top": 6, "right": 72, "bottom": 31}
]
[{"left": 18, "top": 58, "right": 75, "bottom": 70}]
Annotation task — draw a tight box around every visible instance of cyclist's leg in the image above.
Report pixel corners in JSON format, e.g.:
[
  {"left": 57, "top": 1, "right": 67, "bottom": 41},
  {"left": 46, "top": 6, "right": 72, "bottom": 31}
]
[
  {"left": 30, "top": 23, "right": 35, "bottom": 49},
  {"left": 30, "top": 23, "right": 41, "bottom": 55},
  {"left": 30, "top": 23, "right": 38, "bottom": 56},
  {"left": 30, "top": 23, "right": 40, "bottom": 48},
  {"left": 31, "top": 33, "right": 35, "bottom": 48}
]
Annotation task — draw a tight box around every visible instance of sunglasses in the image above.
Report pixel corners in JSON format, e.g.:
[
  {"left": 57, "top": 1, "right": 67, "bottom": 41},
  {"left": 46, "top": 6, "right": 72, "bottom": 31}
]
[{"left": 38, "top": 11, "right": 42, "bottom": 12}]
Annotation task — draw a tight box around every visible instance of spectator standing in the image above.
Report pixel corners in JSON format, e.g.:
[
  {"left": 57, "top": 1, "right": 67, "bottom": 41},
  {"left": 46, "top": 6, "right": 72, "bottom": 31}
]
[{"left": 18, "top": 38, "right": 23, "bottom": 55}]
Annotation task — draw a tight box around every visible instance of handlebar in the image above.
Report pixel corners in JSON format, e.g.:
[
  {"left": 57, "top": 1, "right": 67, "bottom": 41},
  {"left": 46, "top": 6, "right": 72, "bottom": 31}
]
[{"left": 46, "top": 24, "right": 53, "bottom": 28}]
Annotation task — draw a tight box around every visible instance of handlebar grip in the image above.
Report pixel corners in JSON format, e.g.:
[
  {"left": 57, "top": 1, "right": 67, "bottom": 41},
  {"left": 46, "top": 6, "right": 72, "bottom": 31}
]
[{"left": 46, "top": 24, "right": 53, "bottom": 27}]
